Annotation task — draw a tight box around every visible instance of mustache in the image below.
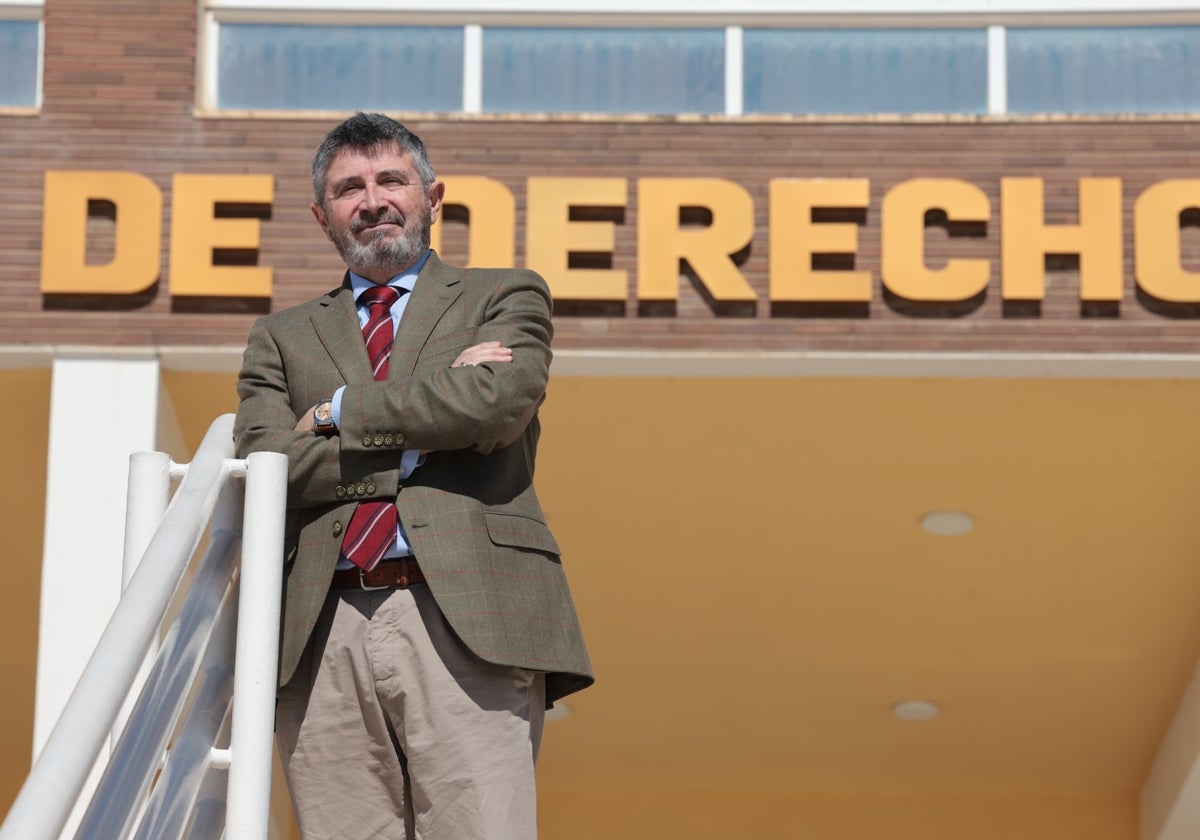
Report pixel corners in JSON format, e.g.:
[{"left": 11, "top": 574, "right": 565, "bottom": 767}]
[{"left": 351, "top": 210, "right": 404, "bottom": 234}]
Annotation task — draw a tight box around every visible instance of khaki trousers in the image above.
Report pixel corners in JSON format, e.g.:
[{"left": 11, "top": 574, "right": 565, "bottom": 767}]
[{"left": 276, "top": 583, "right": 546, "bottom": 840}]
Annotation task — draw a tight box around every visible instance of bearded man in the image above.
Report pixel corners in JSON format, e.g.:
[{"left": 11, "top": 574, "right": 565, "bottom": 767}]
[{"left": 234, "top": 112, "right": 593, "bottom": 840}]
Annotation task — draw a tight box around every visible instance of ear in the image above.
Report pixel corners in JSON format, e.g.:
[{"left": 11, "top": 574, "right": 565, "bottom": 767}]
[
  {"left": 426, "top": 179, "right": 446, "bottom": 225},
  {"left": 310, "top": 202, "right": 332, "bottom": 241}
]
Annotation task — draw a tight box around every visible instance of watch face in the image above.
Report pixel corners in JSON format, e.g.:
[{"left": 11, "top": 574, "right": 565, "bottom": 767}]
[{"left": 315, "top": 402, "right": 333, "bottom": 423}]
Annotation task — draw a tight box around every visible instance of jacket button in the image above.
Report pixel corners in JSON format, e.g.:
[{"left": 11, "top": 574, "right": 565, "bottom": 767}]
[
  {"left": 394, "top": 433, "right": 405, "bottom": 447},
  {"left": 356, "top": 483, "right": 367, "bottom": 496},
  {"left": 335, "top": 485, "right": 346, "bottom": 499},
  {"left": 363, "top": 434, "right": 374, "bottom": 447},
  {"left": 384, "top": 434, "right": 394, "bottom": 446},
  {"left": 366, "top": 483, "right": 376, "bottom": 494},
  {"left": 346, "top": 484, "right": 357, "bottom": 498},
  {"left": 332, "top": 521, "right": 343, "bottom": 536}
]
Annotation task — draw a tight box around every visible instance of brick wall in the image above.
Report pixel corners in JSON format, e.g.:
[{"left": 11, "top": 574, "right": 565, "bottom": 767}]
[{"left": 3, "top": 0, "right": 1200, "bottom": 353}]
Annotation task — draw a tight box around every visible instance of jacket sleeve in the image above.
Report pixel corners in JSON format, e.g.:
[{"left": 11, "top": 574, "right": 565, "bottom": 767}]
[
  {"left": 233, "top": 317, "right": 401, "bottom": 510},
  {"left": 337, "top": 269, "right": 553, "bottom": 456}
]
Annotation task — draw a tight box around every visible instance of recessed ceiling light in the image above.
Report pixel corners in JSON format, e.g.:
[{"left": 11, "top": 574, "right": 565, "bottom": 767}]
[
  {"left": 545, "top": 702, "right": 571, "bottom": 723},
  {"left": 921, "top": 510, "right": 974, "bottom": 536},
  {"left": 892, "top": 700, "right": 940, "bottom": 721}
]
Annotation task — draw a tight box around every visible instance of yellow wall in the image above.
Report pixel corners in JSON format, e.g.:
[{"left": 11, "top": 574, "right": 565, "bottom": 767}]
[
  {"left": 160, "top": 370, "right": 241, "bottom": 456},
  {"left": 0, "top": 370, "right": 51, "bottom": 817},
  {"left": 539, "top": 790, "right": 1136, "bottom": 839},
  {"left": 5, "top": 366, "right": 1191, "bottom": 840}
]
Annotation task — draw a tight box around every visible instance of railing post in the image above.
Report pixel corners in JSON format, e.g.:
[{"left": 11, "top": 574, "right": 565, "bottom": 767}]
[
  {"left": 225, "top": 450, "right": 287, "bottom": 840},
  {"left": 121, "top": 451, "right": 174, "bottom": 591},
  {"left": 113, "top": 451, "right": 174, "bottom": 749},
  {"left": 0, "top": 415, "right": 239, "bottom": 840}
]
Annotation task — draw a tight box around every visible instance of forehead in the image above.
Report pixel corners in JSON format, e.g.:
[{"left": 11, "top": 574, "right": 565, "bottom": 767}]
[{"left": 324, "top": 143, "right": 418, "bottom": 184}]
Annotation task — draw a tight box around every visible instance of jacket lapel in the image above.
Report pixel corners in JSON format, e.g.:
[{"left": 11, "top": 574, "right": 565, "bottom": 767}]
[
  {"left": 393, "top": 251, "right": 463, "bottom": 377},
  {"left": 310, "top": 274, "right": 372, "bottom": 384}
]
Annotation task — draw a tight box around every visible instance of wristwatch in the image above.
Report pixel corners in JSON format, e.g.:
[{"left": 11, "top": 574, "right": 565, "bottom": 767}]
[{"left": 313, "top": 399, "right": 336, "bottom": 435}]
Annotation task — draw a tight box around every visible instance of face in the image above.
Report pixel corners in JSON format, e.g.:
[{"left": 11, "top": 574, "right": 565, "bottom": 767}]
[{"left": 311, "top": 143, "right": 445, "bottom": 281}]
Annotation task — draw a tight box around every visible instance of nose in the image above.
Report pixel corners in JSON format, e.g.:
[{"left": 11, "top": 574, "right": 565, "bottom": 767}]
[{"left": 360, "top": 181, "right": 388, "bottom": 212}]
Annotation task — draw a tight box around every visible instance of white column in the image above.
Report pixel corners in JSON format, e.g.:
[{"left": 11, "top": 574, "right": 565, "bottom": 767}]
[
  {"left": 463, "top": 24, "right": 483, "bottom": 114},
  {"left": 34, "top": 355, "right": 161, "bottom": 758},
  {"left": 725, "top": 26, "right": 743, "bottom": 118},
  {"left": 987, "top": 24, "right": 1007, "bottom": 116}
]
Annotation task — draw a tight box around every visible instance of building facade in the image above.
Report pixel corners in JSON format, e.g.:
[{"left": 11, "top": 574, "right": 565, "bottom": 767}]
[{"left": 5, "top": 2, "right": 1200, "bottom": 837}]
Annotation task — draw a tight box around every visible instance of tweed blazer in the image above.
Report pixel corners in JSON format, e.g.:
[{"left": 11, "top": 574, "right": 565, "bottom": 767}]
[{"left": 234, "top": 252, "right": 593, "bottom": 703}]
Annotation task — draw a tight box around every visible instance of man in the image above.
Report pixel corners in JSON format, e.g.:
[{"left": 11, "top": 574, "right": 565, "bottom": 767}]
[{"left": 234, "top": 112, "right": 592, "bottom": 840}]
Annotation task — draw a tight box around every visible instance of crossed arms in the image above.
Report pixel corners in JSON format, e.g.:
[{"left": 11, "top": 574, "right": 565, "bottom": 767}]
[{"left": 233, "top": 270, "right": 553, "bottom": 510}]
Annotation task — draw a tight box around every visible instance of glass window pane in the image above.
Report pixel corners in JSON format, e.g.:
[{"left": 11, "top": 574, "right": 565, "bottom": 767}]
[
  {"left": 1008, "top": 27, "right": 1200, "bottom": 115},
  {"left": 217, "top": 24, "right": 462, "bottom": 112},
  {"left": 744, "top": 28, "right": 987, "bottom": 115},
  {"left": 0, "top": 20, "right": 39, "bottom": 107},
  {"left": 482, "top": 27, "right": 724, "bottom": 114}
]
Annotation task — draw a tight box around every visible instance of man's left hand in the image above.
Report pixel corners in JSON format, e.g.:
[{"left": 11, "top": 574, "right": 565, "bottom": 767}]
[{"left": 451, "top": 340, "right": 512, "bottom": 368}]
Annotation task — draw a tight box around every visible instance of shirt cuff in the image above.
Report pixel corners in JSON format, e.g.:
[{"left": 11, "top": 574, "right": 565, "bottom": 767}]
[
  {"left": 330, "top": 385, "right": 346, "bottom": 428},
  {"left": 398, "top": 448, "right": 421, "bottom": 479}
]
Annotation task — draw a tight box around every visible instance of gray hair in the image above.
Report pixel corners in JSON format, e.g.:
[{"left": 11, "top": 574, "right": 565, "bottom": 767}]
[{"left": 311, "top": 112, "right": 436, "bottom": 205}]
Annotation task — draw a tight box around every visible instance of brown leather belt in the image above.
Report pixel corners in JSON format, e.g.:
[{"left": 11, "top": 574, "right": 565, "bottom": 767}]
[{"left": 331, "top": 556, "right": 425, "bottom": 591}]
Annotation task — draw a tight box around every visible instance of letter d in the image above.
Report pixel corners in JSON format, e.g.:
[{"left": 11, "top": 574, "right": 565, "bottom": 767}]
[{"left": 41, "top": 171, "right": 163, "bottom": 295}]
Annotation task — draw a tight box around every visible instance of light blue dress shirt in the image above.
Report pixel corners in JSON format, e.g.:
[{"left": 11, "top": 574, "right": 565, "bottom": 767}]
[{"left": 330, "top": 249, "right": 430, "bottom": 561}]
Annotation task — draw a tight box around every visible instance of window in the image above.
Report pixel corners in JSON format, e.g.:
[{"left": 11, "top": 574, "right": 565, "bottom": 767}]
[
  {"left": 200, "top": 3, "right": 1200, "bottom": 118},
  {"left": 743, "top": 28, "right": 987, "bottom": 115},
  {"left": 0, "top": 15, "right": 39, "bottom": 108},
  {"left": 216, "top": 24, "right": 462, "bottom": 112},
  {"left": 1008, "top": 26, "right": 1200, "bottom": 115},
  {"left": 482, "top": 27, "right": 724, "bottom": 115}
]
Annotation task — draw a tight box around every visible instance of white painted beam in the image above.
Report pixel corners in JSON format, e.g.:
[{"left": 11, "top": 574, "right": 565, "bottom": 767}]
[
  {"left": 550, "top": 349, "right": 1200, "bottom": 379},
  {"left": 7, "top": 344, "right": 1200, "bottom": 379}
]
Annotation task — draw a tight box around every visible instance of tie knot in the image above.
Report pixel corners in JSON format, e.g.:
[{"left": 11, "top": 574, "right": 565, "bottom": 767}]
[{"left": 359, "top": 284, "right": 401, "bottom": 310}]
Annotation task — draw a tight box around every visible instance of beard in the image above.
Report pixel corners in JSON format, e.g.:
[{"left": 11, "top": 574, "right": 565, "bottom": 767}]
[{"left": 328, "top": 204, "right": 432, "bottom": 275}]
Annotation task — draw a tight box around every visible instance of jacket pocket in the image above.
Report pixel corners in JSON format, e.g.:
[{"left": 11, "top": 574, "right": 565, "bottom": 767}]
[{"left": 484, "top": 511, "right": 561, "bottom": 556}]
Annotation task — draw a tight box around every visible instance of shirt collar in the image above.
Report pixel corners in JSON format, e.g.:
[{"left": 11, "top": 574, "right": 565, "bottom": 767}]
[{"left": 348, "top": 249, "right": 431, "bottom": 302}]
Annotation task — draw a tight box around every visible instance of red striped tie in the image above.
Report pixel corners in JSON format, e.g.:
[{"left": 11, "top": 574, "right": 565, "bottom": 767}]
[{"left": 340, "top": 284, "right": 405, "bottom": 571}]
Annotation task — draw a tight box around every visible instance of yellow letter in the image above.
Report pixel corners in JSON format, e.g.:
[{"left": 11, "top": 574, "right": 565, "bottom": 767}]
[
  {"left": 1135, "top": 179, "right": 1200, "bottom": 302},
  {"left": 430, "top": 175, "right": 515, "bottom": 268},
  {"left": 769, "top": 179, "right": 871, "bottom": 302},
  {"left": 40, "top": 171, "right": 163, "bottom": 295},
  {"left": 1001, "top": 177, "right": 1123, "bottom": 301},
  {"left": 637, "top": 178, "right": 756, "bottom": 302},
  {"left": 526, "top": 177, "right": 627, "bottom": 300},
  {"left": 881, "top": 178, "right": 990, "bottom": 301},
  {"left": 169, "top": 174, "right": 274, "bottom": 297}
]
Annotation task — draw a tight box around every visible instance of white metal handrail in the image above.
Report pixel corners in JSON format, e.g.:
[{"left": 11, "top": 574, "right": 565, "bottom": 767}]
[{"left": 0, "top": 414, "right": 287, "bottom": 840}]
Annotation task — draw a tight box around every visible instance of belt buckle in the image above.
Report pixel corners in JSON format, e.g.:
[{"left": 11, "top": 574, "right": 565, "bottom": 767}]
[{"left": 358, "top": 566, "right": 391, "bottom": 592}]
